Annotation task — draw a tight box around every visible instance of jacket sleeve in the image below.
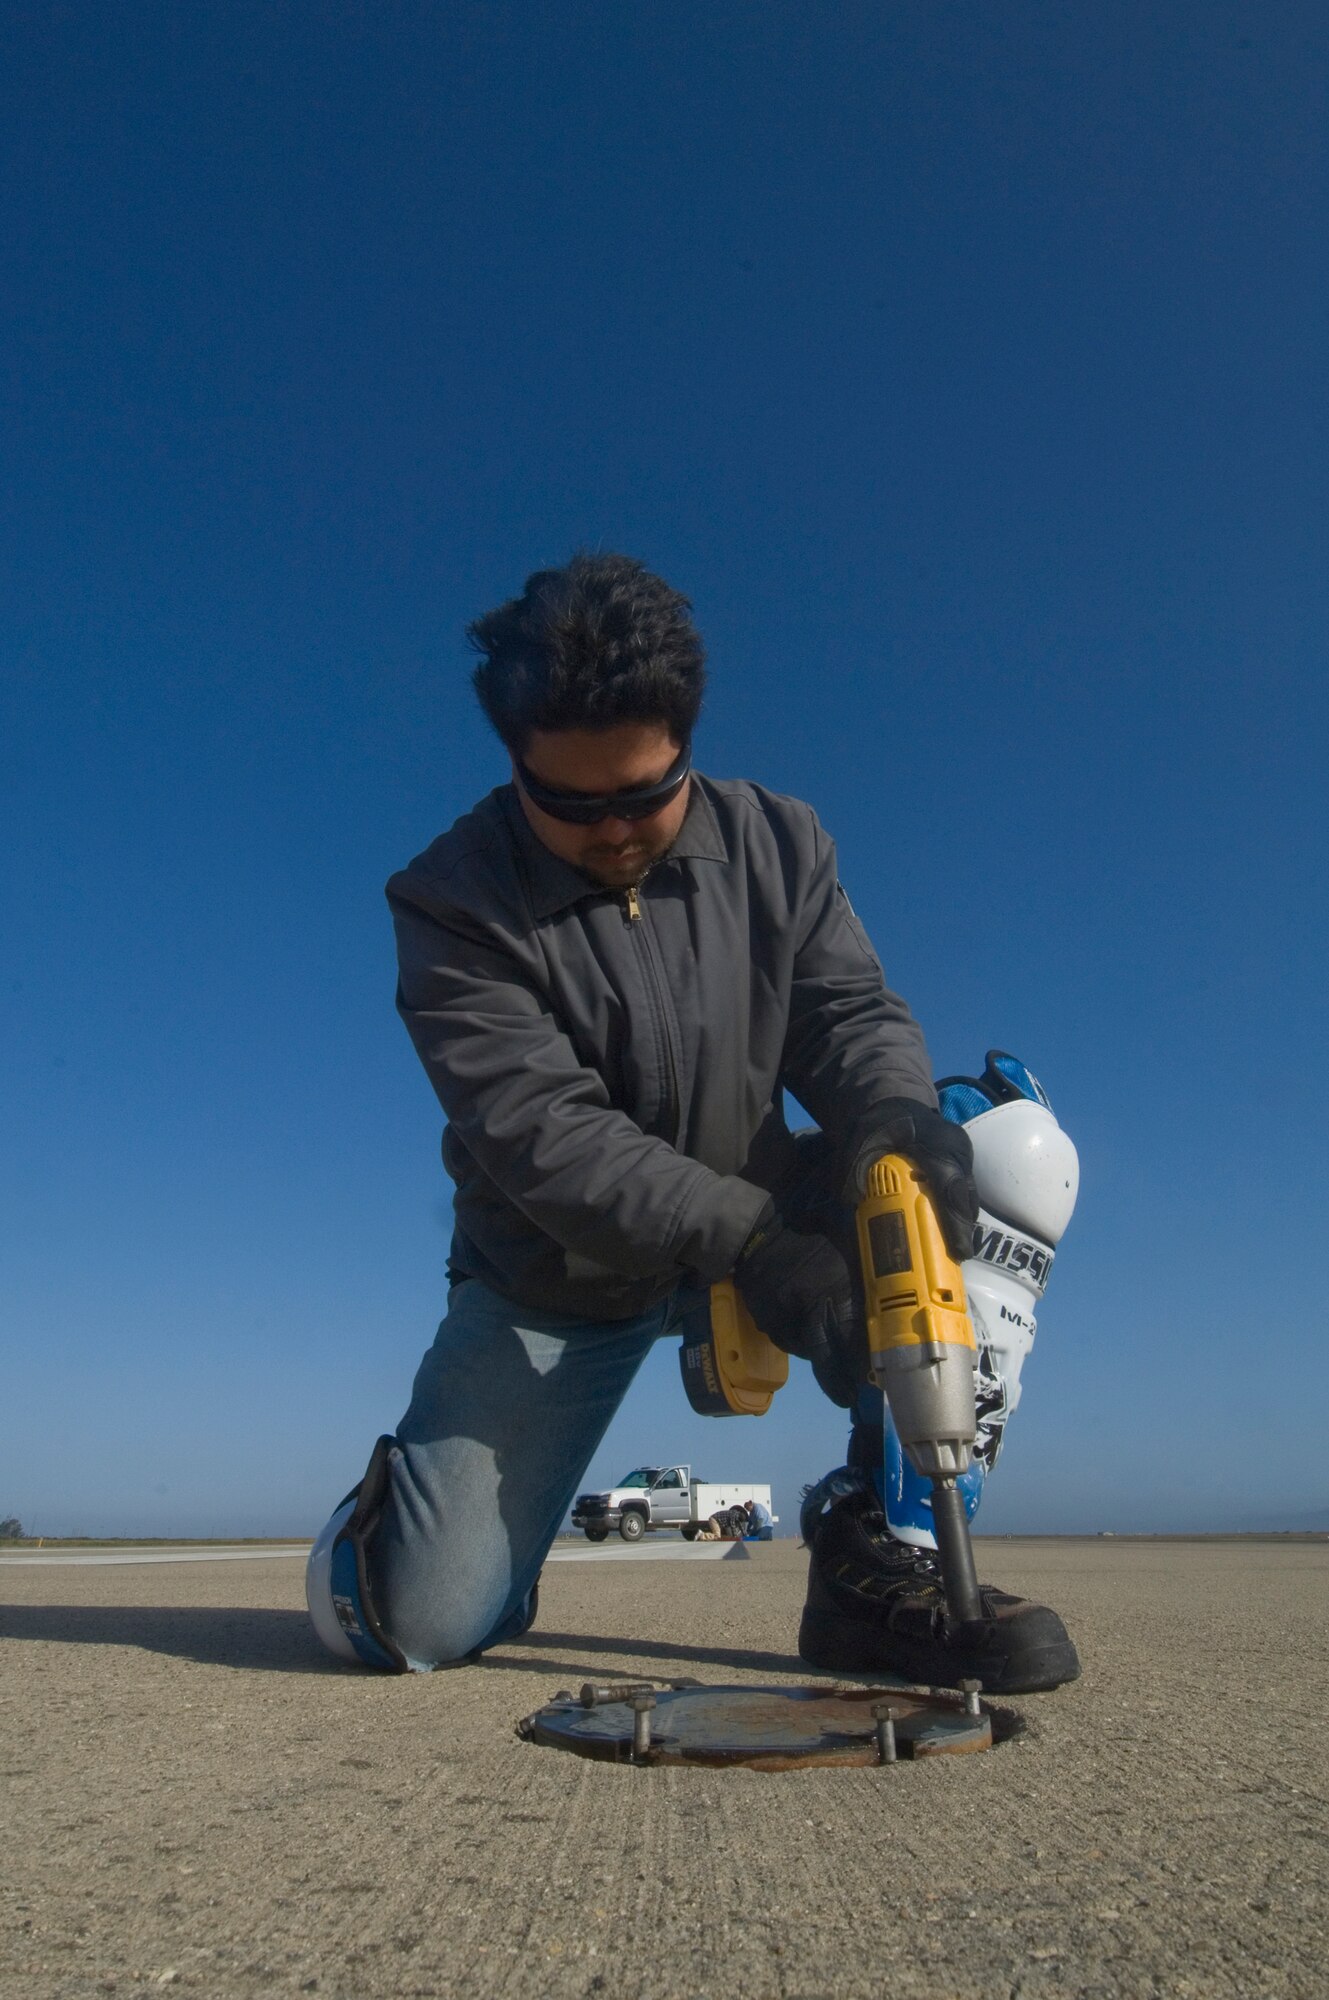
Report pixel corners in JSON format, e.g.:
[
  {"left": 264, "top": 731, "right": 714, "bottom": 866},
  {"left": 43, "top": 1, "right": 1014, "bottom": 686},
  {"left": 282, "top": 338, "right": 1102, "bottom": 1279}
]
[
  {"left": 389, "top": 883, "right": 771, "bottom": 1285},
  {"left": 778, "top": 810, "right": 938, "bottom": 1137}
]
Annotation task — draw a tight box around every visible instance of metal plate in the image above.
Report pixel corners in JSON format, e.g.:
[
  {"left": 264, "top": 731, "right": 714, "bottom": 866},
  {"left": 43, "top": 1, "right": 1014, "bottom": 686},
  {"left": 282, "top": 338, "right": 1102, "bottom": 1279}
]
[{"left": 517, "top": 1682, "right": 1003, "bottom": 1769}]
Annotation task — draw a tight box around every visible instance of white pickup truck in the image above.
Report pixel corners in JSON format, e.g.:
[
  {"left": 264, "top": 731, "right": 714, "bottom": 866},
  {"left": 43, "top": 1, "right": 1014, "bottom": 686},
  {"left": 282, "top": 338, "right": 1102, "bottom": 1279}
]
[{"left": 570, "top": 1464, "right": 777, "bottom": 1543}]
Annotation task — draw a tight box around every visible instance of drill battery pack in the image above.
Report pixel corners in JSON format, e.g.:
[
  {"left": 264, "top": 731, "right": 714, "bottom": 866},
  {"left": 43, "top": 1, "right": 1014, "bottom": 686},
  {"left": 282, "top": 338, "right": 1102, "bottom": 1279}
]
[{"left": 679, "top": 1279, "right": 789, "bottom": 1417}]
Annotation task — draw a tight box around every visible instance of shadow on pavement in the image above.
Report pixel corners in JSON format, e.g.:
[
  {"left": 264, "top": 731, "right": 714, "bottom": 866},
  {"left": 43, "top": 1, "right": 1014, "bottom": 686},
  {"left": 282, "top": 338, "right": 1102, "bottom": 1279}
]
[
  {"left": 496, "top": 1627, "right": 801, "bottom": 1677},
  {"left": 0, "top": 1604, "right": 343, "bottom": 1674},
  {"left": 1, "top": 1611, "right": 807, "bottom": 1682}
]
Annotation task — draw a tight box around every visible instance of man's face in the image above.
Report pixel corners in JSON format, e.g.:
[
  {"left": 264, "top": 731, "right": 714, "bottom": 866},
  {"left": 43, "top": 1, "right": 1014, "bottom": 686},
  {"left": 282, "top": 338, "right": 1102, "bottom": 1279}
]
[{"left": 514, "top": 722, "right": 692, "bottom": 888}]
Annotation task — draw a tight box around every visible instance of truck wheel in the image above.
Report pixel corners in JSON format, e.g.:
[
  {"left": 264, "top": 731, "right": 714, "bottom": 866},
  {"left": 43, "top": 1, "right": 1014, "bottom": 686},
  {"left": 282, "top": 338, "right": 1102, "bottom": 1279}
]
[
  {"left": 618, "top": 1509, "right": 647, "bottom": 1542},
  {"left": 679, "top": 1524, "right": 699, "bottom": 1542},
  {"left": 584, "top": 1525, "right": 609, "bottom": 1543}
]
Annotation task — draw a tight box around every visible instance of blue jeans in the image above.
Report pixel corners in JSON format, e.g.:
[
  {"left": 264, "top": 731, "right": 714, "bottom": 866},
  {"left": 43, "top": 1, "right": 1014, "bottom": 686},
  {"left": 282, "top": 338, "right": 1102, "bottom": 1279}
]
[{"left": 367, "top": 1278, "right": 689, "bottom": 1670}]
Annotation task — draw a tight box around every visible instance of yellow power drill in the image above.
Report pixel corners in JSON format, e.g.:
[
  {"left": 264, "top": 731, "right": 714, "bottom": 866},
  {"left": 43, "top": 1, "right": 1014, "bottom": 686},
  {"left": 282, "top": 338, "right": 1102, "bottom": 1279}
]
[
  {"left": 855, "top": 1153, "right": 984, "bottom": 1626},
  {"left": 680, "top": 1153, "right": 984, "bottom": 1627}
]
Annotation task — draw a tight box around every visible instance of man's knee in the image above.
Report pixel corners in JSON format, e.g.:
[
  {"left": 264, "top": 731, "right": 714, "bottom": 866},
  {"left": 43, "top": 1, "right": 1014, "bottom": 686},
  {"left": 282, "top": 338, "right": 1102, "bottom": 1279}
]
[
  {"left": 375, "top": 1565, "right": 536, "bottom": 1671},
  {"left": 305, "top": 1434, "right": 537, "bottom": 1672}
]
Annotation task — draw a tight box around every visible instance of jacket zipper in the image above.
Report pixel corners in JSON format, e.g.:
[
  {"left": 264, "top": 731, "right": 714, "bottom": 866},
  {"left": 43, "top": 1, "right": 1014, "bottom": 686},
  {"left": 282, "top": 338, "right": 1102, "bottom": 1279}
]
[{"left": 621, "top": 882, "right": 679, "bottom": 1141}]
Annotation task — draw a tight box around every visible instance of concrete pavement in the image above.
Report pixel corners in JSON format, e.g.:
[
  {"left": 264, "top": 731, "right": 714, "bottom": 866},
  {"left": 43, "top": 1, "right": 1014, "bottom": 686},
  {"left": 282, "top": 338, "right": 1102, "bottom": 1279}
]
[{"left": 3, "top": 1538, "right": 1326, "bottom": 1999}]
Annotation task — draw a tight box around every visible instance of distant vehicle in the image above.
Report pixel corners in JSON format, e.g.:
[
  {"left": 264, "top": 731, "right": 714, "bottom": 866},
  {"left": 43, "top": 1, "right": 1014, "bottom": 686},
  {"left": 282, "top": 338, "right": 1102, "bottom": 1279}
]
[{"left": 571, "top": 1464, "right": 777, "bottom": 1543}]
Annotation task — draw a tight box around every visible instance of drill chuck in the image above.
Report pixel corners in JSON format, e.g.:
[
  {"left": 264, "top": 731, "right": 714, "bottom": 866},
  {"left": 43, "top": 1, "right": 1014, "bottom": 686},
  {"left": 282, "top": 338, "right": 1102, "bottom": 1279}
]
[{"left": 872, "top": 1343, "right": 975, "bottom": 1481}]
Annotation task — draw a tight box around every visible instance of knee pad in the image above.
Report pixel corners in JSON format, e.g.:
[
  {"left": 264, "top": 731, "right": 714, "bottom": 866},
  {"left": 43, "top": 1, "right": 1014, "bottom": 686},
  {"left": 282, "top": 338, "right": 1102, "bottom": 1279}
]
[
  {"left": 939, "top": 1050, "right": 1078, "bottom": 1470},
  {"left": 306, "top": 1437, "right": 544, "bottom": 1671},
  {"left": 940, "top": 1056, "right": 1072, "bottom": 1464},
  {"left": 305, "top": 1435, "right": 409, "bottom": 1672},
  {"left": 938, "top": 1049, "right": 1078, "bottom": 1247}
]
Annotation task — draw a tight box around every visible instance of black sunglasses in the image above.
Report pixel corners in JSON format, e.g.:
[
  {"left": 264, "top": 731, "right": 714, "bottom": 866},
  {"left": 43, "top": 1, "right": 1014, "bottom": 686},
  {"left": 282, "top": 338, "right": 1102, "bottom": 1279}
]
[{"left": 515, "top": 743, "right": 692, "bottom": 825}]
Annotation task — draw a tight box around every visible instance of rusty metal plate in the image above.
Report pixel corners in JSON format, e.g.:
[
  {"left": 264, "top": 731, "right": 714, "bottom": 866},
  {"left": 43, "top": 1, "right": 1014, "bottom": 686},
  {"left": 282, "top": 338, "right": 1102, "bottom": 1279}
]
[{"left": 517, "top": 1682, "right": 1004, "bottom": 1769}]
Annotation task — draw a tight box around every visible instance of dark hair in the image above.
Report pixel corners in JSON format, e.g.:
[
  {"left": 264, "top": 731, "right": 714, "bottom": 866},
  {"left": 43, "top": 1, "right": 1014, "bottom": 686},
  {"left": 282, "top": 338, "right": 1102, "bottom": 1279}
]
[{"left": 468, "top": 552, "right": 706, "bottom": 755}]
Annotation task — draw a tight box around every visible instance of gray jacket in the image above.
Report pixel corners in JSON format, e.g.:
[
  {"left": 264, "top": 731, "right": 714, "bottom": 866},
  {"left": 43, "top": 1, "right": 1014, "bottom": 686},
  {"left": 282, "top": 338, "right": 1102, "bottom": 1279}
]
[{"left": 386, "top": 774, "right": 937, "bottom": 1320}]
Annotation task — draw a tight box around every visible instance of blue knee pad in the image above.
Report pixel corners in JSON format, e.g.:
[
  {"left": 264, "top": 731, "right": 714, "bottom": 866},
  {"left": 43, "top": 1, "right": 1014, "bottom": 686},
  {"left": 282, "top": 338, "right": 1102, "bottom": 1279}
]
[
  {"left": 306, "top": 1435, "right": 410, "bottom": 1671},
  {"left": 306, "top": 1435, "right": 542, "bottom": 1671}
]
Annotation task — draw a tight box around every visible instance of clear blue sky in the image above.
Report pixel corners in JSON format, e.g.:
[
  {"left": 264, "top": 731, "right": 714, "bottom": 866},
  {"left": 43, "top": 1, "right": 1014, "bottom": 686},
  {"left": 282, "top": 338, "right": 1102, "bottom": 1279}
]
[{"left": 4, "top": 3, "right": 1326, "bottom": 1539}]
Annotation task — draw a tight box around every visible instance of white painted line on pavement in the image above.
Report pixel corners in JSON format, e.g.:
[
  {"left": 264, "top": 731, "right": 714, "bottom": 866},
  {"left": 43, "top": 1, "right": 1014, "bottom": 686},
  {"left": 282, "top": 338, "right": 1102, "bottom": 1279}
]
[
  {"left": 547, "top": 1539, "right": 750, "bottom": 1563},
  {"left": 2, "top": 1538, "right": 754, "bottom": 1568},
  {"left": 0, "top": 1546, "right": 311, "bottom": 1567}
]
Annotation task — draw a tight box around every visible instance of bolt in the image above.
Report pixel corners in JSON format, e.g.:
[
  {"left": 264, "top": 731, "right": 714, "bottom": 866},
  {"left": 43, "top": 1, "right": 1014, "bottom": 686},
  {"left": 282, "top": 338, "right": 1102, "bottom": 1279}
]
[
  {"left": 630, "top": 1694, "right": 656, "bottom": 1760},
  {"left": 580, "top": 1680, "right": 655, "bottom": 1708},
  {"left": 872, "top": 1701, "right": 897, "bottom": 1764},
  {"left": 960, "top": 1679, "right": 983, "bottom": 1717}
]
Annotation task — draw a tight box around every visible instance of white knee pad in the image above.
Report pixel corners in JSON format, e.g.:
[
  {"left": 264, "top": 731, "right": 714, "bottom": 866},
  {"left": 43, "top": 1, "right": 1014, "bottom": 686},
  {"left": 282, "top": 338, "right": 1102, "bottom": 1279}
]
[
  {"left": 961, "top": 1095, "right": 1078, "bottom": 1467},
  {"left": 966, "top": 1095, "right": 1078, "bottom": 1247}
]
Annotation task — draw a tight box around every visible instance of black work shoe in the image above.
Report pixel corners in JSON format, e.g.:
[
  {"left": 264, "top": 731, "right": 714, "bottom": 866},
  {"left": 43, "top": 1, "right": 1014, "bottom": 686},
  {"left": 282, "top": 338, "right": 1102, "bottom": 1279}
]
[{"left": 799, "top": 1491, "right": 1080, "bottom": 1694}]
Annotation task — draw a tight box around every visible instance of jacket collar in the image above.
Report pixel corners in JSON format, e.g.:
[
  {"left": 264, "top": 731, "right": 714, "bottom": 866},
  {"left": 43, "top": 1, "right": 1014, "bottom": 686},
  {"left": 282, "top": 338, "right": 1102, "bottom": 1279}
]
[{"left": 501, "top": 775, "right": 729, "bottom": 921}]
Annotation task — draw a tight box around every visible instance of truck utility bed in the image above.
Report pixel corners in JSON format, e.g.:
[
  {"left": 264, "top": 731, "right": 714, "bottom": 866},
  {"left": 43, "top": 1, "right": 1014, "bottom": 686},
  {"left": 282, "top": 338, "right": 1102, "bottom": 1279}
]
[{"left": 571, "top": 1464, "right": 777, "bottom": 1542}]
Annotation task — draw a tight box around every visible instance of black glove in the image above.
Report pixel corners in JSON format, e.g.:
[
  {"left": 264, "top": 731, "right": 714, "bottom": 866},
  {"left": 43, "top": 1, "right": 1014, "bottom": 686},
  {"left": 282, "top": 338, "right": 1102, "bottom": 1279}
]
[
  {"left": 733, "top": 1202, "right": 866, "bottom": 1409},
  {"left": 842, "top": 1098, "right": 979, "bottom": 1263}
]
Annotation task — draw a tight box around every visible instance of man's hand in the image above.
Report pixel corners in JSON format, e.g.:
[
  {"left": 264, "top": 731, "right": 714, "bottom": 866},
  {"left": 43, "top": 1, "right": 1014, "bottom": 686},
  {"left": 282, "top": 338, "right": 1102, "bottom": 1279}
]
[
  {"left": 733, "top": 1204, "right": 865, "bottom": 1408},
  {"left": 842, "top": 1098, "right": 979, "bottom": 1263}
]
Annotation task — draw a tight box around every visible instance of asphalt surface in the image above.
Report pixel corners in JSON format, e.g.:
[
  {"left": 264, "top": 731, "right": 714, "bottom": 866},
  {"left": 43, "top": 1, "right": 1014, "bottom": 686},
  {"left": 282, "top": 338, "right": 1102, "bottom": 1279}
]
[{"left": 3, "top": 1538, "right": 1326, "bottom": 2000}]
